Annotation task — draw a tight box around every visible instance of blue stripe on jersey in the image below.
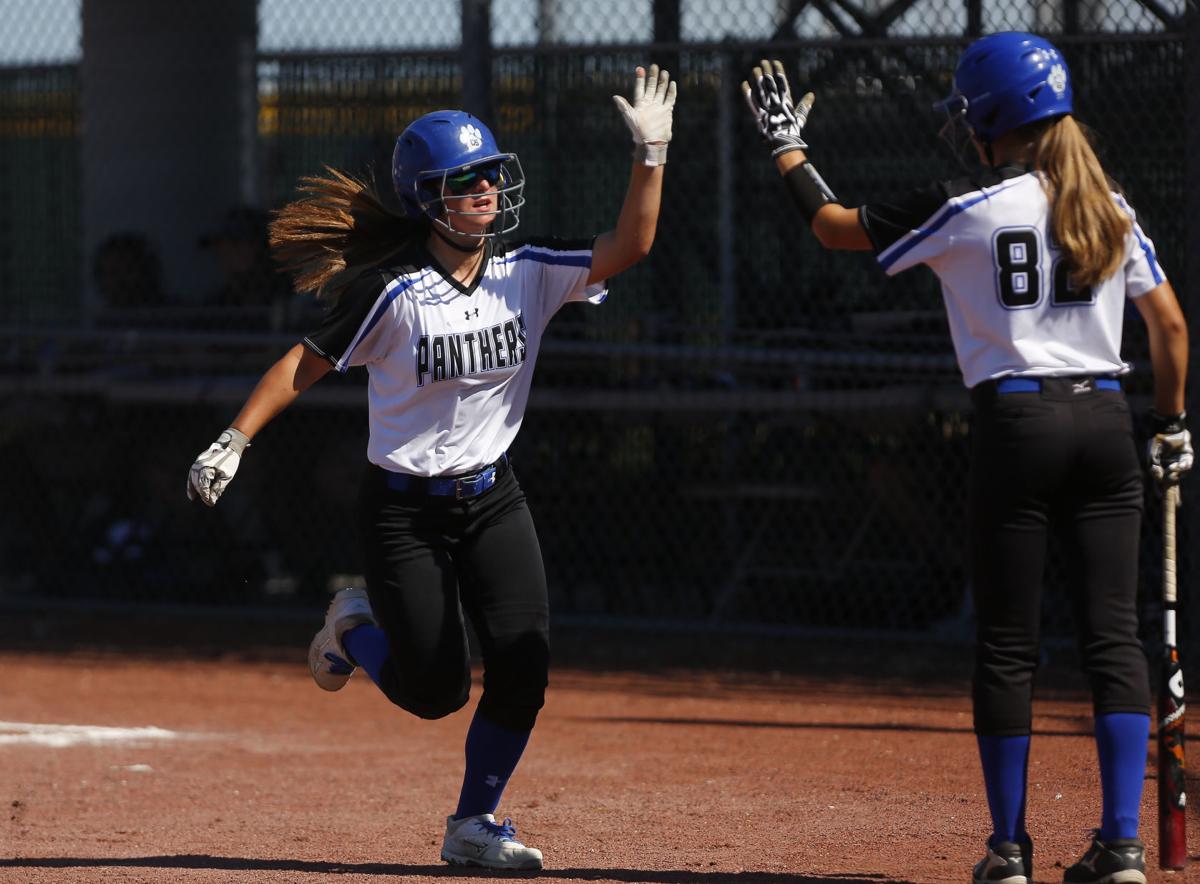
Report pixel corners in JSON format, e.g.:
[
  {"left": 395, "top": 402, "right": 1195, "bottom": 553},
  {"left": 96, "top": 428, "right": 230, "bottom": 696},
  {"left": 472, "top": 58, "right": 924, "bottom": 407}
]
[
  {"left": 499, "top": 244, "right": 591, "bottom": 268},
  {"left": 878, "top": 179, "right": 1025, "bottom": 273},
  {"left": 1113, "top": 195, "right": 1164, "bottom": 286},
  {"left": 341, "top": 271, "right": 431, "bottom": 371}
]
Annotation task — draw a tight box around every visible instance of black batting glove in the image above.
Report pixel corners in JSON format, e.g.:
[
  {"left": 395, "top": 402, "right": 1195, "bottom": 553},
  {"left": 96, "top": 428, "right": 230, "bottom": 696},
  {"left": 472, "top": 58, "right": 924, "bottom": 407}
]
[
  {"left": 741, "top": 59, "right": 814, "bottom": 158},
  {"left": 1148, "top": 410, "right": 1194, "bottom": 489}
]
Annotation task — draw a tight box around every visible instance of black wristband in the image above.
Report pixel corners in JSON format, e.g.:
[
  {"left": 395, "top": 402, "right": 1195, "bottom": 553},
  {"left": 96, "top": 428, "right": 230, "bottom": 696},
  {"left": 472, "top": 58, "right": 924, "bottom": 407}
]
[
  {"left": 783, "top": 161, "right": 838, "bottom": 224},
  {"left": 1148, "top": 409, "right": 1187, "bottom": 435}
]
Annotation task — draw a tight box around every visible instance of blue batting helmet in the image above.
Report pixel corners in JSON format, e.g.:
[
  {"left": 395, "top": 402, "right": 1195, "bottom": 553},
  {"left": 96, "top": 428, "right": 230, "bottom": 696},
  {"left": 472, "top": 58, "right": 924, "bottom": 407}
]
[
  {"left": 937, "top": 32, "right": 1073, "bottom": 142},
  {"left": 391, "top": 110, "right": 524, "bottom": 237}
]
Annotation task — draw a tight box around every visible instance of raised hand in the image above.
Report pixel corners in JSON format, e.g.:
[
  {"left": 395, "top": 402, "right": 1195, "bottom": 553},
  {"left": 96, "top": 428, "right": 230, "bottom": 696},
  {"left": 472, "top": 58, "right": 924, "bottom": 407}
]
[
  {"left": 612, "top": 64, "right": 677, "bottom": 166},
  {"left": 742, "top": 59, "right": 814, "bottom": 158}
]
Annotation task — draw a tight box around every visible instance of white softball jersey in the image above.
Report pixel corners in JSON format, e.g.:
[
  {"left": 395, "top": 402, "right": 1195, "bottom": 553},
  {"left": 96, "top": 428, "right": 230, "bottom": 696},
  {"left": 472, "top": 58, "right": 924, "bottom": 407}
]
[
  {"left": 303, "top": 237, "right": 606, "bottom": 476},
  {"left": 860, "top": 165, "right": 1166, "bottom": 389}
]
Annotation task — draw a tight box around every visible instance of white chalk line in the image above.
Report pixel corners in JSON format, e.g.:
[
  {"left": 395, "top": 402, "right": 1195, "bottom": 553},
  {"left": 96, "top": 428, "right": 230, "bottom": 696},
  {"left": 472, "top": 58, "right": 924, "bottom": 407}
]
[{"left": 0, "top": 720, "right": 195, "bottom": 748}]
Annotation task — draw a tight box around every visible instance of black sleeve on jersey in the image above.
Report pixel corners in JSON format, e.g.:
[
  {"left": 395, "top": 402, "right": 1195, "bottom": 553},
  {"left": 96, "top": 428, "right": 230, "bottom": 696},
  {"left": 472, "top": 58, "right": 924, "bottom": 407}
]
[
  {"left": 859, "top": 183, "right": 949, "bottom": 255},
  {"left": 860, "top": 164, "right": 1031, "bottom": 256},
  {"left": 302, "top": 270, "right": 390, "bottom": 367}
]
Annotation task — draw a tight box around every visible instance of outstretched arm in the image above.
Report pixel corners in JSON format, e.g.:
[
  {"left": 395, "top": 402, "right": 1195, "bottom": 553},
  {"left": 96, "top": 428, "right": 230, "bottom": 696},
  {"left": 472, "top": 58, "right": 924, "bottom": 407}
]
[
  {"left": 187, "top": 343, "right": 332, "bottom": 506},
  {"left": 231, "top": 343, "right": 333, "bottom": 438},
  {"left": 743, "top": 60, "right": 871, "bottom": 252},
  {"left": 775, "top": 151, "right": 872, "bottom": 251},
  {"left": 589, "top": 65, "right": 677, "bottom": 285}
]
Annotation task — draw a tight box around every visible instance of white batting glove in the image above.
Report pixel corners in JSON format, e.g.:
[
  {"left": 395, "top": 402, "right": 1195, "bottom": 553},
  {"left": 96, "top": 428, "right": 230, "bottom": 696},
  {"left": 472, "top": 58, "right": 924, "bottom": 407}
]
[
  {"left": 742, "top": 59, "right": 814, "bottom": 158},
  {"left": 612, "top": 64, "right": 677, "bottom": 166},
  {"left": 187, "top": 427, "right": 250, "bottom": 506},
  {"left": 1148, "top": 411, "right": 1194, "bottom": 489}
]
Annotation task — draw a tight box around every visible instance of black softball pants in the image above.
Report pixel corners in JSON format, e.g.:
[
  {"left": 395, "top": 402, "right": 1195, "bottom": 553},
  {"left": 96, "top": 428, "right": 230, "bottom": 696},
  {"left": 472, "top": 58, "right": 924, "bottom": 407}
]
[
  {"left": 357, "top": 463, "right": 549, "bottom": 731},
  {"left": 968, "top": 379, "right": 1149, "bottom": 736}
]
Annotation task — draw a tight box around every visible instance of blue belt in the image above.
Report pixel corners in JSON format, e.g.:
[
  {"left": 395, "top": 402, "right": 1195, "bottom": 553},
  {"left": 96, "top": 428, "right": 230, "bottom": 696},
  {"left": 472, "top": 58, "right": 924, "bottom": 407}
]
[
  {"left": 995, "top": 376, "right": 1121, "bottom": 394},
  {"left": 383, "top": 453, "right": 508, "bottom": 500}
]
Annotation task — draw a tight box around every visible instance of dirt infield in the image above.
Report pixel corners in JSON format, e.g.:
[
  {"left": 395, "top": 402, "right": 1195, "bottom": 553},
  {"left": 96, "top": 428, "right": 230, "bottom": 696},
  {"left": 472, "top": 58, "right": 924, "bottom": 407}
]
[{"left": 1, "top": 641, "right": 1196, "bottom": 883}]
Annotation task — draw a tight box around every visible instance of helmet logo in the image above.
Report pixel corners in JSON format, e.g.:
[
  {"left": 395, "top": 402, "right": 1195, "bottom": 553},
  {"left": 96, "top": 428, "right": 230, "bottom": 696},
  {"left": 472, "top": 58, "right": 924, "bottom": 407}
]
[
  {"left": 1047, "top": 64, "right": 1068, "bottom": 97},
  {"left": 459, "top": 124, "right": 483, "bottom": 151}
]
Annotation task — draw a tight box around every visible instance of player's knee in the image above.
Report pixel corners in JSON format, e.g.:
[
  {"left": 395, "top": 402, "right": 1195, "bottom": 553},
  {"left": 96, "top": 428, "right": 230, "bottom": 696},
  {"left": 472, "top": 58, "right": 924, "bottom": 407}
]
[
  {"left": 1079, "top": 645, "right": 1150, "bottom": 713},
  {"left": 477, "top": 692, "right": 544, "bottom": 730},
  {"left": 377, "top": 671, "right": 472, "bottom": 720},
  {"left": 478, "top": 630, "right": 549, "bottom": 730},
  {"left": 405, "top": 690, "right": 471, "bottom": 720}
]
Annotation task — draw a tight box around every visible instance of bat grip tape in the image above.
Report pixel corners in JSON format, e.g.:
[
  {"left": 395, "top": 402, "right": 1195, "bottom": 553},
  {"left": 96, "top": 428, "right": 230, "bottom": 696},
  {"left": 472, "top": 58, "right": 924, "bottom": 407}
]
[{"left": 784, "top": 161, "right": 838, "bottom": 224}]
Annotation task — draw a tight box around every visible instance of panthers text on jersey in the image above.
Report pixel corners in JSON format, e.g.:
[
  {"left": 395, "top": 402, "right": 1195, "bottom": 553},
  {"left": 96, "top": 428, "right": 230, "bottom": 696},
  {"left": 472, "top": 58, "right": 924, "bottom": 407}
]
[{"left": 304, "top": 237, "right": 606, "bottom": 476}]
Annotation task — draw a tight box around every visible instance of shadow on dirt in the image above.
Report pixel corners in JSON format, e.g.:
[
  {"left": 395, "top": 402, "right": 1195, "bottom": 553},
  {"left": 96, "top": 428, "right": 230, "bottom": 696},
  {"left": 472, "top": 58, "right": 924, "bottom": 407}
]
[
  {"left": 577, "top": 715, "right": 1093, "bottom": 738},
  {"left": 0, "top": 855, "right": 915, "bottom": 882}
]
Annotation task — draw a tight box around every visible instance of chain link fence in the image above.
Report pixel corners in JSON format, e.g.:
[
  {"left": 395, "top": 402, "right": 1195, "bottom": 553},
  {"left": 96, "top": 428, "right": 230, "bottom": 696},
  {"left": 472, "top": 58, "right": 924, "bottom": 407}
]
[{"left": 1, "top": 1, "right": 1195, "bottom": 645}]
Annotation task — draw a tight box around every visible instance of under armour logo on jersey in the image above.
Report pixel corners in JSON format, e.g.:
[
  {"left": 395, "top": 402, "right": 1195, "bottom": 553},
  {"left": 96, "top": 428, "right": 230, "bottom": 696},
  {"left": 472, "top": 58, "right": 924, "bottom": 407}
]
[
  {"left": 484, "top": 775, "right": 501, "bottom": 787},
  {"left": 465, "top": 307, "right": 479, "bottom": 320},
  {"left": 459, "top": 124, "right": 483, "bottom": 151}
]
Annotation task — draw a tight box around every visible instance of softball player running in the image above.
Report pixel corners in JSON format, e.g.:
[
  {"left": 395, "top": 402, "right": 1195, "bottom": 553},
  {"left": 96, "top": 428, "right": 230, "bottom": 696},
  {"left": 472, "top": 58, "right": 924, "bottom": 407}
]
[
  {"left": 743, "top": 34, "right": 1191, "bottom": 884},
  {"left": 187, "top": 65, "right": 676, "bottom": 870}
]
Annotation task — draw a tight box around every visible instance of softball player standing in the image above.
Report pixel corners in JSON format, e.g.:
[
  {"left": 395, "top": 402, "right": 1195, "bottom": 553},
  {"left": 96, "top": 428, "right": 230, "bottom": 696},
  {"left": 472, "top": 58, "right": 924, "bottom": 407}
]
[
  {"left": 187, "top": 65, "right": 677, "bottom": 871},
  {"left": 743, "top": 34, "right": 1191, "bottom": 884}
]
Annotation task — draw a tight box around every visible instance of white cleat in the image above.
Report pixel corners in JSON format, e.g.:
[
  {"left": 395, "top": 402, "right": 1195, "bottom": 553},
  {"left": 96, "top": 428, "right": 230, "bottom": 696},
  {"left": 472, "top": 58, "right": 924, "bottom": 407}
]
[
  {"left": 307, "top": 587, "right": 376, "bottom": 691},
  {"left": 440, "top": 813, "right": 543, "bottom": 870}
]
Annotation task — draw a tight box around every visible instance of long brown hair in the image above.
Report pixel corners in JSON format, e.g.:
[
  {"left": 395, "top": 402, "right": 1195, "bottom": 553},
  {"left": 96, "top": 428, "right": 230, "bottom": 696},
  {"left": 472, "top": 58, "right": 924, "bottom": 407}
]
[
  {"left": 1029, "top": 115, "right": 1130, "bottom": 288},
  {"left": 269, "top": 167, "right": 428, "bottom": 299}
]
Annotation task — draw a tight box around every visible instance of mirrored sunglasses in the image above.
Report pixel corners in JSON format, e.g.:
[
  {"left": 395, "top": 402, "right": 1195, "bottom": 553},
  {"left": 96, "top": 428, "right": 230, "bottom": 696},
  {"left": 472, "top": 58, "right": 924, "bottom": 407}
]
[{"left": 441, "top": 164, "right": 505, "bottom": 195}]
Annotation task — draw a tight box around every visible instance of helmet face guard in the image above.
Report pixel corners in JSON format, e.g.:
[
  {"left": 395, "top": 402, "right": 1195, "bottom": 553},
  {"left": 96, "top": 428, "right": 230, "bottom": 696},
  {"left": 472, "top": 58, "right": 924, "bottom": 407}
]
[
  {"left": 415, "top": 154, "right": 526, "bottom": 239},
  {"left": 934, "top": 91, "right": 975, "bottom": 163},
  {"left": 392, "top": 110, "right": 525, "bottom": 239},
  {"left": 934, "top": 32, "right": 1073, "bottom": 144}
]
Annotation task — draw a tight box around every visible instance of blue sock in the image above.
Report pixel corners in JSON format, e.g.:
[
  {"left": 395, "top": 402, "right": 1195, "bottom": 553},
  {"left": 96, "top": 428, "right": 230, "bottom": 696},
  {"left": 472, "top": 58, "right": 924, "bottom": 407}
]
[
  {"left": 453, "top": 709, "right": 532, "bottom": 820},
  {"left": 977, "top": 734, "right": 1031, "bottom": 844},
  {"left": 1095, "top": 712, "right": 1149, "bottom": 840},
  {"left": 341, "top": 624, "right": 390, "bottom": 689}
]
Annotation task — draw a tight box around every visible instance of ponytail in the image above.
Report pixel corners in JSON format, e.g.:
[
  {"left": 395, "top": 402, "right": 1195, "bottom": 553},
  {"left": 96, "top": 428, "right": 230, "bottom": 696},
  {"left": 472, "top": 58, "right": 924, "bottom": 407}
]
[
  {"left": 269, "top": 167, "right": 428, "bottom": 299},
  {"left": 1029, "top": 115, "right": 1130, "bottom": 288}
]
